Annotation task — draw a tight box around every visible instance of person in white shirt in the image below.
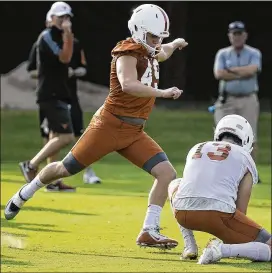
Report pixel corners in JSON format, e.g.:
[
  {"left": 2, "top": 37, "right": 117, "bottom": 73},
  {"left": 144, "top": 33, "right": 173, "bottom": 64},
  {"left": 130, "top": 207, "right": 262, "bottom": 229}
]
[{"left": 168, "top": 114, "right": 271, "bottom": 264}]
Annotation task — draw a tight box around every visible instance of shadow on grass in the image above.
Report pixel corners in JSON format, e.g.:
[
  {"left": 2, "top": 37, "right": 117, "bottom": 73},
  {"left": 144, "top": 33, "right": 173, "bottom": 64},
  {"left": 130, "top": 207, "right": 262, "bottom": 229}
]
[
  {"left": 1, "top": 231, "right": 28, "bottom": 237},
  {"left": 149, "top": 251, "right": 181, "bottom": 256},
  {"left": 46, "top": 250, "right": 271, "bottom": 271},
  {"left": 219, "top": 260, "right": 271, "bottom": 272},
  {"left": 44, "top": 250, "right": 183, "bottom": 263},
  {"left": 1, "top": 253, "right": 31, "bottom": 268},
  {"left": 1, "top": 178, "right": 24, "bottom": 184},
  {"left": 1, "top": 258, "right": 32, "bottom": 266},
  {"left": 250, "top": 203, "right": 271, "bottom": 209},
  {"left": 1, "top": 218, "right": 69, "bottom": 233},
  {"left": 0, "top": 204, "right": 97, "bottom": 216}
]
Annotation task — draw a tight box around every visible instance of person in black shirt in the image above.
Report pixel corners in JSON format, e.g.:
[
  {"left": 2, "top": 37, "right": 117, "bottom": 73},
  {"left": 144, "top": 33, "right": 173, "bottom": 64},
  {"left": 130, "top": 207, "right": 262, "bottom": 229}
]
[
  {"left": 26, "top": 9, "right": 101, "bottom": 190},
  {"left": 19, "top": 2, "right": 77, "bottom": 191}
]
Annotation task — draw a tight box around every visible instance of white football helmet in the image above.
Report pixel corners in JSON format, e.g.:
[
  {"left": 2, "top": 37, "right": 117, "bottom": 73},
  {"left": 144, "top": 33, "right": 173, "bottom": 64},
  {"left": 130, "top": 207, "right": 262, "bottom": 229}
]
[
  {"left": 128, "top": 4, "right": 170, "bottom": 56},
  {"left": 214, "top": 114, "right": 254, "bottom": 153}
]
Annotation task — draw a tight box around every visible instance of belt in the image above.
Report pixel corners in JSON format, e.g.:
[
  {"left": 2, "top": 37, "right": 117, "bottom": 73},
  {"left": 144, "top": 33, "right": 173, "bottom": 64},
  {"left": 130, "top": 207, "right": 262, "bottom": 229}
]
[{"left": 114, "top": 114, "right": 146, "bottom": 126}]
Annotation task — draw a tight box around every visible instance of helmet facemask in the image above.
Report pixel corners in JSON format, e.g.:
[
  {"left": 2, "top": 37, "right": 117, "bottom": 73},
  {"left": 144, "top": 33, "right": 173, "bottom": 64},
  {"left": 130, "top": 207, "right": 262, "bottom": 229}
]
[
  {"left": 137, "top": 30, "right": 165, "bottom": 56},
  {"left": 218, "top": 132, "right": 243, "bottom": 146}
]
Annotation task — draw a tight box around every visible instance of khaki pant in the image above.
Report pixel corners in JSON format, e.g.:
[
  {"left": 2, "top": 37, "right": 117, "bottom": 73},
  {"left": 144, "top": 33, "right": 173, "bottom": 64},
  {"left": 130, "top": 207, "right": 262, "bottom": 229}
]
[
  {"left": 214, "top": 93, "right": 259, "bottom": 141},
  {"left": 175, "top": 209, "right": 262, "bottom": 244}
]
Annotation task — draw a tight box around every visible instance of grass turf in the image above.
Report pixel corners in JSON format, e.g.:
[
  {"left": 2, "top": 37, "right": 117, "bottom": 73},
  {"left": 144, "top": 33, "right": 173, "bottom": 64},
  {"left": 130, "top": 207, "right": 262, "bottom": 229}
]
[{"left": 1, "top": 109, "right": 271, "bottom": 272}]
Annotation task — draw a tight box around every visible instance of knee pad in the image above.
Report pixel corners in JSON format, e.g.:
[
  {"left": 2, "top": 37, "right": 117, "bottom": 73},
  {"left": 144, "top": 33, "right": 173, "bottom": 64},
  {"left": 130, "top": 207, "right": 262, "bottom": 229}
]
[
  {"left": 62, "top": 152, "right": 86, "bottom": 175},
  {"left": 255, "top": 229, "right": 271, "bottom": 244},
  {"left": 143, "top": 152, "right": 168, "bottom": 174}
]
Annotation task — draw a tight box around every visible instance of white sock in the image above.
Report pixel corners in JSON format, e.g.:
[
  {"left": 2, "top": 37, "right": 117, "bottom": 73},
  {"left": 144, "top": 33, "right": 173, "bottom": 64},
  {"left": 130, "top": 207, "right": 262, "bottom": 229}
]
[
  {"left": 20, "top": 176, "right": 46, "bottom": 200},
  {"left": 143, "top": 204, "right": 162, "bottom": 229},
  {"left": 180, "top": 225, "right": 197, "bottom": 248},
  {"left": 221, "top": 242, "right": 271, "bottom": 262},
  {"left": 85, "top": 167, "right": 94, "bottom": 176}
]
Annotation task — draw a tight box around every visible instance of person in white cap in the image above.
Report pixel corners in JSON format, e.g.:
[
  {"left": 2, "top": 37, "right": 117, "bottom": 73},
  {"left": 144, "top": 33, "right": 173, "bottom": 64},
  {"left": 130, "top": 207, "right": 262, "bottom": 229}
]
[
  {"left": 25, "top": 3, "right": 101, "bottom": 191},
  {"left": 19, "top": 1, "right": 76, "bottom": 191},
  {"left": 50, "top": 9, "right": 101, "bottom": 185},
  {"left": 46, "top": 8, "right": 102, "bottom": 187}
]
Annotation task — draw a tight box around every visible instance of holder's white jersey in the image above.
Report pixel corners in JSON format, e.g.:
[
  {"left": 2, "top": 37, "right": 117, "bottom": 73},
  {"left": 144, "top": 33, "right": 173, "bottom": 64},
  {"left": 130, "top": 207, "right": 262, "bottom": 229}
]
[{"left": 175, "top": 141, "right": 258, "bottom": 209}]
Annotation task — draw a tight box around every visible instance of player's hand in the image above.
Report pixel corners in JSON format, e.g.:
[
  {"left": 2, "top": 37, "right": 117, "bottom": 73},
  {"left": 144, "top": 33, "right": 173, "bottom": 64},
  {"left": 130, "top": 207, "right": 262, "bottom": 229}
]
[
  {"left": 62, "top": 19, "right": 72, "bottom": 32},
  {"left": 160, "top": 87, "right": 183, "bottom": 99},
  {"left": 68, "top": 67, "right": 74, "bottom": 77},
  {"left": 73, "top": 67, "right": 87, "bottom": 77},
  {"left": 173, "top": 38, "right": 188, "bottom": 50}
]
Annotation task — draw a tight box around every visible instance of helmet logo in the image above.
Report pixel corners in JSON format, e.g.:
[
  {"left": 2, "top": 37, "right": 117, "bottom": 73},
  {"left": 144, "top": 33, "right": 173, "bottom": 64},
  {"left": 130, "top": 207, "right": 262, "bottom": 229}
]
[
  {"left": 236, "top": 124, "right": 243, "bottom": 130},
  {"left": 219, "top": 127, "right": 236, "bottom": 132}
]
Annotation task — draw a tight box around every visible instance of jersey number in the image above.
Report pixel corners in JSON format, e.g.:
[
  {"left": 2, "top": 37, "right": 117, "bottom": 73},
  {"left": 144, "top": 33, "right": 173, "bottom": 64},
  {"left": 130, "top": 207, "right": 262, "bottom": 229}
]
[
  {"left": 192, "top": 143, "right": 231, "bottom": 161},
  {"left": 141, "top": 59, "right": 159, "bottom": 89}
]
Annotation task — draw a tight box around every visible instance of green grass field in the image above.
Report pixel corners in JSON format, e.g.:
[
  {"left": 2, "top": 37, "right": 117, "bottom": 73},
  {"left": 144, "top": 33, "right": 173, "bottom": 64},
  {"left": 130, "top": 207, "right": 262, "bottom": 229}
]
[{"left": 1, "top": 109, "right": 271, "bottom": 272}]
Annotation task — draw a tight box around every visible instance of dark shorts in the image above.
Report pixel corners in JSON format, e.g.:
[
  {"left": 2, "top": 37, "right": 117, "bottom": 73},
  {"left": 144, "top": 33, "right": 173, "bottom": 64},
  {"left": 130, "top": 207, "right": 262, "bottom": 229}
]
[
  {"left": 70, "top": 100, "right": 84, "bottom": 137},
  {"left": 38, "top": 100, "right": 74, "bottom": 136}
]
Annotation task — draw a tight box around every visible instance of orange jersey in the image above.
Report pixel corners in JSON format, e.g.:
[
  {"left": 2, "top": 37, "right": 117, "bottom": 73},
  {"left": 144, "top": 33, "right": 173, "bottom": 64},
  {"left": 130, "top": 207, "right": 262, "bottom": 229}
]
[{"left": 103, "top": 38, "right": 159, "bottom": 119}]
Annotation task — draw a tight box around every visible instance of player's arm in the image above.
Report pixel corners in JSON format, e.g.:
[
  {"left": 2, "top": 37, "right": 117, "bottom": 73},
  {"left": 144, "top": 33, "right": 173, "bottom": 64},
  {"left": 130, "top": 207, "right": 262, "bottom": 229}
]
[
  {"left": 155, "top": 38, "right": 188, "bottom": 62},
  {"left": 116, "top": 55, "right": 163, "bottom": 97},
  {"left": 214, "top": 50, "right": 241, "bottom": 81},
  {"left": 236, "top": 171, "right": 254, "bottom": 215}
]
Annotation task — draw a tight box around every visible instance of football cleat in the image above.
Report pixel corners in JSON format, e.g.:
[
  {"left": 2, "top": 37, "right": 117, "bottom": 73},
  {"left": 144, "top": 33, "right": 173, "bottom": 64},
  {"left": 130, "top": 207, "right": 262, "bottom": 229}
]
[
  {"left": 44, "top": 180, "right": 76, "bottom": 192},
  {"left": 198, "top": 238, "right": 223, "bottom": 264},
  {"left": 19, "top": 161, "right": 38, "bottom": 183},
  {"left": 180, "top": 244, "right": 198, "bottom": 260},
  {"left": 83, "top": 168, "right": 101, "bottom": 184},
  {"left": 5, "top": 185, "right": 28, "bottom": 220},
  {"left": 136, "top": 226, "right": 178, "bottom": 250}
]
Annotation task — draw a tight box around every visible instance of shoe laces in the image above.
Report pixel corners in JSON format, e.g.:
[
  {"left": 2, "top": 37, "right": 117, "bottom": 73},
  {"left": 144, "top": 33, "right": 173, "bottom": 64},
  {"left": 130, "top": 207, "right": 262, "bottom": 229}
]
[
  {"left": 144, "top": 226, "right": 166, "bottom": 238},
  {"left": 143, "top": 225, "right": 162, "bottom": 231}
]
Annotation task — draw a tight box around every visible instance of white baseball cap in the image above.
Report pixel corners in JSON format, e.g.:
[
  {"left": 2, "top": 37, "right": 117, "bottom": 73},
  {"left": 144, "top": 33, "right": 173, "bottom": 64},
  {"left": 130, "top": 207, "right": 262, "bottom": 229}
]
[{"left": 49, "top": 1, "right": 73, "bottom": 17}]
